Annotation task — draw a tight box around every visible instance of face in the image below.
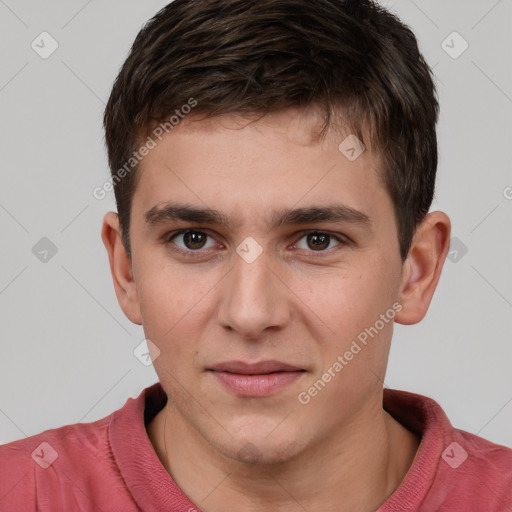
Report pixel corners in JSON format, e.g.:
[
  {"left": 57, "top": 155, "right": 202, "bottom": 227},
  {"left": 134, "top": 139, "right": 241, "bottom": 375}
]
[{"left": 125, "top": 108, "right": 407, "bottom": 464}]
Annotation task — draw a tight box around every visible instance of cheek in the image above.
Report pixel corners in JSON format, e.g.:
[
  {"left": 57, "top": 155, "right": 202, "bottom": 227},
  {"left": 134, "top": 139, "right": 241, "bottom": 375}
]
[
  {"left": 291, "top": 263, "right": 396, "bottom": 344},
  {"left": 136, "top": 262, "right": 211, "bottom": 350}
]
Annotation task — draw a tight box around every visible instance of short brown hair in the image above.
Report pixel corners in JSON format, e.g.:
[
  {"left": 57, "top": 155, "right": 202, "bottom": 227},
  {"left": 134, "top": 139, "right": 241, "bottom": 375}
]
[{"left": 104, "top": 0, "right": 439, "bottom": 261}]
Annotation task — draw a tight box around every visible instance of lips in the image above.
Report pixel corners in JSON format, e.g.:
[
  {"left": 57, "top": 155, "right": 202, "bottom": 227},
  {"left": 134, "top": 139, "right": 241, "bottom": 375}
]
[
  {"left": 207, "top": 360, "right": 305, "bottom": 396},
  {"left": 209, "top": 360, "right": 304, "bottom": 375}
]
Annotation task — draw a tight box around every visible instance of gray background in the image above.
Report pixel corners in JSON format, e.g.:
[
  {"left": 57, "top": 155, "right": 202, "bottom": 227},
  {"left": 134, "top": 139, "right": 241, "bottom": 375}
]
[{"left": 0, "top": 0, "right": 511, "bottom": 448}]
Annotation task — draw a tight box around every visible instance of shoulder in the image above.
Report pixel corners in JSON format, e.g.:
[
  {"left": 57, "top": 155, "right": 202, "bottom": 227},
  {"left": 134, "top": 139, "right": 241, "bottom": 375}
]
[
  {"left": 450, "top": 428, "right": 512, "bottom": 492},
  {"left": 0, "top": 384, "right": 161, "bottom": 512},
  {"left": 0, "top": 415, "right": 113, "bottom": 511},
  {"left": 417, "top": 429, "right": 512, "bottom": 510},
  {"left": 381, "top": 389, "right": 512, "bottom": 510}
]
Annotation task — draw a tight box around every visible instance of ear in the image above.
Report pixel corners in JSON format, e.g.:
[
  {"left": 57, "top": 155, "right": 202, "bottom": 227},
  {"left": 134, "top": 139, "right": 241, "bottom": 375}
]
[
  {"left": 395, "top": 211, "right": 451, "bottom": 325},
  {"left": 101, "top": 212, "right": 142, "bottom": 325}
]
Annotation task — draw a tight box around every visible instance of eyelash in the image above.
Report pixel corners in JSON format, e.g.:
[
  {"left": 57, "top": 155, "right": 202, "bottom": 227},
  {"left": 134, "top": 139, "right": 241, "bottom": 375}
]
[{"left": 163, "top": 229, "right": 349, "bottom": 259}]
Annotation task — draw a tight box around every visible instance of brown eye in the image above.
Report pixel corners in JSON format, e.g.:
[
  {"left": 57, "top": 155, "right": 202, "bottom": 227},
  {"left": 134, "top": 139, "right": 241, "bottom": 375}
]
[
  {"left": 307, "top": 233, "right": 330, "bottom": 250},
  {"left": 295, "top": 231, "right": 343, "bottom": 252},
  {"left": 170, "top": 230, "right": 215, "bottom": 251}
]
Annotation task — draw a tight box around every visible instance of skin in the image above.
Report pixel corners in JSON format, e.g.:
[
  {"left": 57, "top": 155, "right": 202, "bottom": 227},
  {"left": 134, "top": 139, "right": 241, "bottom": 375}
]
[{"left": 102, "top": 106, "right": 451, "bottom": 511}]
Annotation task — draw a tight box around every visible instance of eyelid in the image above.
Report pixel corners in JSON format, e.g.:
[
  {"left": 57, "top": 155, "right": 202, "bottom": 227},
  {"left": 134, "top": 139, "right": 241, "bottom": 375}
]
[{"left": 166, "top": 228, "right": 221, "bottom": 249}]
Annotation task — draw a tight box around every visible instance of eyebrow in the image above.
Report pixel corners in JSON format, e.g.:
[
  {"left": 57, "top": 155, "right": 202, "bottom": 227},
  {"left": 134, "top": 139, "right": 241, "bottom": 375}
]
[{"left": 144, "top": 202, "right": 372, "bottom": 231}]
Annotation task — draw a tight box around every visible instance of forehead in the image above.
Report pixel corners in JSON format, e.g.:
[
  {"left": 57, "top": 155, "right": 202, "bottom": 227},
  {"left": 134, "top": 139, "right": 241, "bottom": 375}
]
[{"left": 131, "top": 108, "right": 390, "bottom": 230}]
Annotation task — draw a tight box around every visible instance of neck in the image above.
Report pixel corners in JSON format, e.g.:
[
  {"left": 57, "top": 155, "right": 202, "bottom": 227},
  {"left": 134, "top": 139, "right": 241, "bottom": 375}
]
[{"left": 147, "top": 390, "right": 419, "bottom": 512}]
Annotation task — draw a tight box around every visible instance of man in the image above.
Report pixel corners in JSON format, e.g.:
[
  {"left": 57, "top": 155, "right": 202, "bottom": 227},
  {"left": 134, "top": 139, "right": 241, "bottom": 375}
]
[{"left": 1, "top": 0, "right": 511, "bottom": 510}]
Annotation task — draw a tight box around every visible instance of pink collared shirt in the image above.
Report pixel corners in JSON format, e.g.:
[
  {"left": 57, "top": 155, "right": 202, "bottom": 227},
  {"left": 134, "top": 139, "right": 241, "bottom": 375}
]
[{"left": 1, "top": 383, "right": 511, "bottom": 511}]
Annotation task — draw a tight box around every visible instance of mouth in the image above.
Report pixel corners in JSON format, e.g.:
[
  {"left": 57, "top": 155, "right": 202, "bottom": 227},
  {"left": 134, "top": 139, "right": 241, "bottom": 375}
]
[{"left": 207, "top": 361, "right": 306, "bottom": 397}]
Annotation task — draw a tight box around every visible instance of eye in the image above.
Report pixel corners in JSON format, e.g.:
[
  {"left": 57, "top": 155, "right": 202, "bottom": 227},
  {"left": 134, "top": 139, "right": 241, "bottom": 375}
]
[
  {"left": 294, "top": 231, "right": 344, "bottom": 252},
  {"left": 168, "top": 229, "right": 217, "bottom": 251}
]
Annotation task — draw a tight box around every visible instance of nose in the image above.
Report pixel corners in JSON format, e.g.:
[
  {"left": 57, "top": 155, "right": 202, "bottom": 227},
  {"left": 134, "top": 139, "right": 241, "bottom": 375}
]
[{"left": 217, "top": 246, "right": 291, "bottom": 340}]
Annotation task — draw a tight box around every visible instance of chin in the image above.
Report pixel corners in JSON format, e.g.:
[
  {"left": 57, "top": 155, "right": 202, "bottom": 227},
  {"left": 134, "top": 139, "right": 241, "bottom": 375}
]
[
  {"left": 206, "top": 413, "right": 310, "bottom": 466},
  {"left": 220, "top": 435, "right": 305, "bottom": 467}
]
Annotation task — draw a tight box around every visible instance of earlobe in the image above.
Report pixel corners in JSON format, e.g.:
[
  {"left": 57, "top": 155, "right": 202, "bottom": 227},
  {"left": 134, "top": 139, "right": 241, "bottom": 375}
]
[
  {"left": 395, "top": 211, "right": 451, "bottom": 325},
  {"left": 101, "top": 212, "right": 142, "bottom": 325}
]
